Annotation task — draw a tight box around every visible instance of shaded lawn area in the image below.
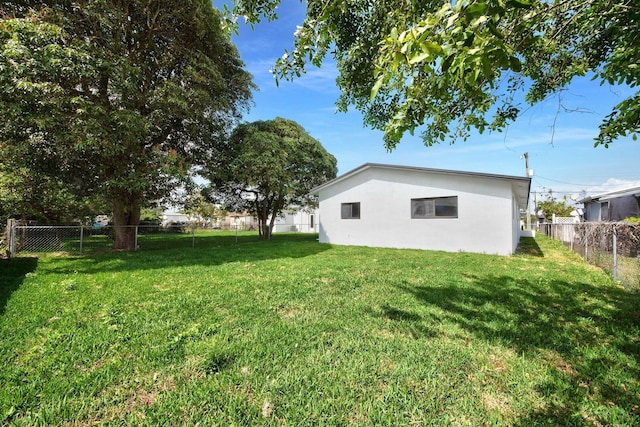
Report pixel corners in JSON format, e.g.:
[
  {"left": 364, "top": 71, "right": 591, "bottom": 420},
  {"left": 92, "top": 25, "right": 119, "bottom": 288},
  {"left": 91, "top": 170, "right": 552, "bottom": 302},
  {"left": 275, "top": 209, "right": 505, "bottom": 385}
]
[{"left": 0, "top": 234, "right": 639, "bottom": 425}]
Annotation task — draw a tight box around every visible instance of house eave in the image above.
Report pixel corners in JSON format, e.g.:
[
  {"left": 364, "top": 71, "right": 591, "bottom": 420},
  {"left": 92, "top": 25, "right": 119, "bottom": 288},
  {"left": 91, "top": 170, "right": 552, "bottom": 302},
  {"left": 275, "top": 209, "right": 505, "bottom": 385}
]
[
  {"left": 579, "top": 186, "right": 640, "bottom": 203},
  {"left": 311, "top": 162, "right": 531, "bottom": 206}
]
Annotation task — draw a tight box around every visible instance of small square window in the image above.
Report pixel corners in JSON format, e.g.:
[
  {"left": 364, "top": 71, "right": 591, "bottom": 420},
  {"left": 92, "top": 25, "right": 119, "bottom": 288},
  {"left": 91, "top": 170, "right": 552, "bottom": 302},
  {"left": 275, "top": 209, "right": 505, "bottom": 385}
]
[
  {"left": 341, "top": 202, "right": 360, "bottom": 219},
  {"left": 411, "top": 197, "right": 457, "bottom": 218}
]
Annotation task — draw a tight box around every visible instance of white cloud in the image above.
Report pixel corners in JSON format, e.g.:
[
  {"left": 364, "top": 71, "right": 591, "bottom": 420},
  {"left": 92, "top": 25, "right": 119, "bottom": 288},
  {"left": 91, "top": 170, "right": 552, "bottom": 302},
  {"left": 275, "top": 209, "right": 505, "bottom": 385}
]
[
  {"left": 584, "top": 178, "right": 640, "bottom": 196},
  {"left": 243, "top": 59, "right": 278, "bottom": 85},
  {"left": 276, "top": 66, "right": 340, "bottom": 93},
  {"left": 243, "top": 58, "right": 340, "bottom": 97}
]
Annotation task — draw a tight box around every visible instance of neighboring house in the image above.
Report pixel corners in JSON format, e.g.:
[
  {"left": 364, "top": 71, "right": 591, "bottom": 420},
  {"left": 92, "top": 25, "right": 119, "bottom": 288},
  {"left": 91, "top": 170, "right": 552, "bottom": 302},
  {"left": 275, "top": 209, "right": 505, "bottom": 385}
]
[
  {"left": 580, "top": 186, "right": 640, "bottom": 221},
  {"left": 161, "top": 212, "right": 191, "bottom": 226},
  {"left": 222, "top": 212, "right": 258, "bottom": 230},
  {"left": 310, "top": 163, "right": 531, "bottom": 256},
  {"left": 273, "top": 208, "right": 318, "bottom": 233}
]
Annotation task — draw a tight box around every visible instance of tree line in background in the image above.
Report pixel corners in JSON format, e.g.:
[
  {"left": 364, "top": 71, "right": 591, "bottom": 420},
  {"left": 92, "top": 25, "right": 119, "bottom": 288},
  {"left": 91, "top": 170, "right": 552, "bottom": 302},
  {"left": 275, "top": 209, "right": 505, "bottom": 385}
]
[
  {"left": 0, "top": 2, "right": 336, "bottom": 247},
  {"left": 535, "top": 192, "right": 575, "bottom": 221}
]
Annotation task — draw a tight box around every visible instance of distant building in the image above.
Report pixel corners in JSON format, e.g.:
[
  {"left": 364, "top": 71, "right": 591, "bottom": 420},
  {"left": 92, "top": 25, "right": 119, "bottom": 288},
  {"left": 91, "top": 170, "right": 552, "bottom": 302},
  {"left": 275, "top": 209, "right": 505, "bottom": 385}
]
[
  {"left": 580, "top": 187, "right": 640, "bottom": 221},
  {"left": 222, "top": 212, "right": 258, "bottom": 230},
  {"left": 273, "top": 208, "right": 318, "bottom": 233},
  {"left": 161, "top": 212, "right": 191, "bottom": 226}
]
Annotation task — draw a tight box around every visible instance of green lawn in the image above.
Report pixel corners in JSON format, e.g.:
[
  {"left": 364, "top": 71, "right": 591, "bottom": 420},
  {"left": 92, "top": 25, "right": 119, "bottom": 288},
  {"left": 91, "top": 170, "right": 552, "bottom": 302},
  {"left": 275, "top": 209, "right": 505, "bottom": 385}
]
[{"left": 1, "top": 233, "right": 639, "bottom": 426}]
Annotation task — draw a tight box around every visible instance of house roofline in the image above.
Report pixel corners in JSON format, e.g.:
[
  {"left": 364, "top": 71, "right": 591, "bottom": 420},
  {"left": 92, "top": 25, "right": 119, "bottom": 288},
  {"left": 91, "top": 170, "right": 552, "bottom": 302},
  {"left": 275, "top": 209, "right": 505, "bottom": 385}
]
[
  {"left": 578, "top": 186, "right": 640, "bottom": 203},
  {"left": 310, "top": 163, "right": 531, "bottom": 206}
]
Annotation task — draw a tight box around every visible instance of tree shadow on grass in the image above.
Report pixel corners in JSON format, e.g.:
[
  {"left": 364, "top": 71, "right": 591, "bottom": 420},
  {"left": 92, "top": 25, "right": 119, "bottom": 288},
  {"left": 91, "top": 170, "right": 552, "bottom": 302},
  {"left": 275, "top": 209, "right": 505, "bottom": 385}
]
[
  {"left": 516, "top": 237, "right": 544, "bottom": 257},
  {"left": 364, "top": 304, "right": 439, "bottom": 340},
  {"left": 394, "top": 275, "right": 640, "bottom": 425},
  {"left": 0, "top": 257, "right": 38, "bottom": 315}
]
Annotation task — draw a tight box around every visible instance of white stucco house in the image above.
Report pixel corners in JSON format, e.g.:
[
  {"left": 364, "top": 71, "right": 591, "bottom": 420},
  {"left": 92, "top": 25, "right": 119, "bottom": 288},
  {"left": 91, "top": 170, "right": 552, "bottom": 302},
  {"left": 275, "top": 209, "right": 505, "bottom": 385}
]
[
  {"left": 310, "top": 163, "right": 531, "bottom": 256},
  {"left": 273, "top": 208, "right": 318, "bottom": 233},
  {"left": 161, "top": 211, "right": 191, "bottom": 226}
]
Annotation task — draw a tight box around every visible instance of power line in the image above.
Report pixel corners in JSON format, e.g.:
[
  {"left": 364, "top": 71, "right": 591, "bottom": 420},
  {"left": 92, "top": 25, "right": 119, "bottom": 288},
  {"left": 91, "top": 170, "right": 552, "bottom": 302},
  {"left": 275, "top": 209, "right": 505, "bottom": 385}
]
[
  {"left": 534, "top": 175, "right": 640, "bottom": 189},
  {"left": 534, "top": 175, "right": 597, "bottom": 187}
]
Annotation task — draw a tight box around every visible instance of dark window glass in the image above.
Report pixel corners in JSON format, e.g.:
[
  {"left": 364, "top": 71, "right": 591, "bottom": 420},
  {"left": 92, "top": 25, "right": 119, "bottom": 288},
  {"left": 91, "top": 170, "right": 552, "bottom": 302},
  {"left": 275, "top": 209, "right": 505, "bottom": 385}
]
[
  {"left": 411, "top": 197, "right": 458, "bottom": 218},
  {"left": 341, "top": 202, "right": 361, "bottom": 219}
]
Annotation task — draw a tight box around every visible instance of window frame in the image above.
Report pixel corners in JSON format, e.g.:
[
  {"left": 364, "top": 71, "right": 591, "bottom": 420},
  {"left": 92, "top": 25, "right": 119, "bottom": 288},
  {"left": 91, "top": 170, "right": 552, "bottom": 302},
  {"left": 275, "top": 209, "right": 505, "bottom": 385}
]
[
  {"left": 411, "top": 196, "right": 458, "bottom": 219},
  {"left": 341, "top": 202, "right": 361, "bottom": 219}
]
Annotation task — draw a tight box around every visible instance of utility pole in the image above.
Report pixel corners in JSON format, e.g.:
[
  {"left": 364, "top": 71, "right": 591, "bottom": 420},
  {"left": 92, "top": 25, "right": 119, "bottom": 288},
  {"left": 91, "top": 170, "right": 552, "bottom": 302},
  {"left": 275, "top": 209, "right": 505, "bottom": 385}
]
[{"left": 523, "top": 153, "right": 533, "bottom": 230}]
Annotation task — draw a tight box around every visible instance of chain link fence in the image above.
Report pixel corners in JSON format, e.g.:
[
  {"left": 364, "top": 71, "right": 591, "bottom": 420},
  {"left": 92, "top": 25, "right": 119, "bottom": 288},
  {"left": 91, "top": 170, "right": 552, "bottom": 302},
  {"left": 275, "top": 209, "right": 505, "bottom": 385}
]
[
  {"left": 7, "top": 221, "right": 638, "bottom": 290},
  {"left": 6, "top": 224, "right": 198, "bottom": 256},
  {"left": 538, "top": 222, "right": 640, "bottom": 290}
]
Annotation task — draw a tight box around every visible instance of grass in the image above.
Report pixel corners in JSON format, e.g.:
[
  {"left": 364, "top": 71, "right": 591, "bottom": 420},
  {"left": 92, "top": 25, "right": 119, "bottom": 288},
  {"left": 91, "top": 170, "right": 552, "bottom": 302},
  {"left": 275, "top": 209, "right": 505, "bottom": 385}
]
[
  {"left": 1, "top": 233, "right": 639, "bottom": 426},
  {"left": 588, "top": 250, "right": 640, "bottom": 291}
]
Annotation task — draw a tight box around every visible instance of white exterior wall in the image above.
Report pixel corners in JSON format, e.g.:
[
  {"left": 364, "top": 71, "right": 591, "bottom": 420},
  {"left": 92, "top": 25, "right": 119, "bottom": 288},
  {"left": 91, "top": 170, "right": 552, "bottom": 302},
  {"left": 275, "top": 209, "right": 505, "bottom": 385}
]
[
  {"left": 511, "top": 193, "right": 522, "bottom": 253},
  {"left": 318, "top": 168, "right": 519, "bottom": 255},
  {"left": 273, "top": 209, "right": 318, "bottom": 233},
  {"left": 161, "top": 212, "right": 191, "bottom": 225}
]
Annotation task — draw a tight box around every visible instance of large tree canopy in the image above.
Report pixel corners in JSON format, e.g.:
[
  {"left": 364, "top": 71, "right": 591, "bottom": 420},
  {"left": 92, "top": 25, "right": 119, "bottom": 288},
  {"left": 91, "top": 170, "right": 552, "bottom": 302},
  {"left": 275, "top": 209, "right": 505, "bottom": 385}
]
[
  {"left": 230, "top": 0, "right": 639, "bottom": 149},
  {"left": 208, "top": 117, "right": 337, "bottom": 239},
  {"left": 0, "top": 1, "right": 254, "bottom": 248},
  {"left": 0, "top": 165, "right": 103, "bottom": 225}
]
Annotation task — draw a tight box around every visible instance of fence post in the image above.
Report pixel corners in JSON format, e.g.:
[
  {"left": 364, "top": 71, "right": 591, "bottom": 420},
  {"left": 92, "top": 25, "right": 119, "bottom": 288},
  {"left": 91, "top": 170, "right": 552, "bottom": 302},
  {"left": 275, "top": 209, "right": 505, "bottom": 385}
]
[
  {"left": 80, "top": 225, "right": 84, "bottom": 254},
  {"left": 570, "top": 225, "right": 574, "bottom": 251},
  {"left": 135, "top": 226, "right": 139, "bottom": 251},
  {"left": 612, "top": 224, "right": 617, "bottom": 282},
  {"left": 567, "top": 224, "right": 576, "bottom": 252},
  {"left": 585, "top": 229, "right": 588, "bottom": 262},
  {"left": 192, "top": 226, "right": 196, "bottom": 248},
  {"left": 8, "top": 219, "right": 16, "bottom": 258}
]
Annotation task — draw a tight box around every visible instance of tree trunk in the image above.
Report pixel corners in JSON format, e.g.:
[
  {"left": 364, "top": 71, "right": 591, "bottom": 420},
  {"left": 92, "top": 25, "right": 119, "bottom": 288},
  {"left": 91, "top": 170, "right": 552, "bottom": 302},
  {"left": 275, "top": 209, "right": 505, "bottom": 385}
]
[
  {"left": 261, "top": 223, "right": 272, "bottom": 240},
  {"left": 257, "top": 211, "right": 271, "bottom": 240},
  {"left": 267, "top": 212, "right": 277, "bottom": 239},
  {"left": 255, "top": 198, "right": 270, "bottom": 240},
  {"left": 111, "top": 192, "right": 142, "bottom": 250}
]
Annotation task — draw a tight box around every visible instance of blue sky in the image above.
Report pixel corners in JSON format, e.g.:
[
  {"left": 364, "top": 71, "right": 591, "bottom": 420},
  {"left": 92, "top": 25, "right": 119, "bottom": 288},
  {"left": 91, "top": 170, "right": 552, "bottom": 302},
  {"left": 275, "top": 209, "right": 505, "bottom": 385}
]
[{"left": 224, "top": 1, "right": 640, "bottom": 199}]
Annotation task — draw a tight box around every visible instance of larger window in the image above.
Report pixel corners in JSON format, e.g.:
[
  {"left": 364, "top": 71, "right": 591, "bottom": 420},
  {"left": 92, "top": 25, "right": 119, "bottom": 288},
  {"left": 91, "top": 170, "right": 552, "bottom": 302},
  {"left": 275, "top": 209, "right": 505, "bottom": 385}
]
[
  {"left": 341, "top": 202, "right": 361, "bottom": 219},
  {"left": 411, "top": 196, "right": 458, "bottom": 218}
]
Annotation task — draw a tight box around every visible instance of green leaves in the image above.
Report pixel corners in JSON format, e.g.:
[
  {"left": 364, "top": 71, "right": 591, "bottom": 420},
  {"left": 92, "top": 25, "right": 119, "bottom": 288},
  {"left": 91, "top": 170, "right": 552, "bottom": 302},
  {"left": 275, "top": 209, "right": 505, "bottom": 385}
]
[
  {"left": 234, "top": 0, "right": 639, "bottom": 148},
  {"left": 364, "top": 0, "right": 532, "bottom": 147},
  {"left": 208, "top": 118, "right": 337, "bottom": 238},
  {"left": 1, "top": 2, "right": 254, "bottom": 228}
]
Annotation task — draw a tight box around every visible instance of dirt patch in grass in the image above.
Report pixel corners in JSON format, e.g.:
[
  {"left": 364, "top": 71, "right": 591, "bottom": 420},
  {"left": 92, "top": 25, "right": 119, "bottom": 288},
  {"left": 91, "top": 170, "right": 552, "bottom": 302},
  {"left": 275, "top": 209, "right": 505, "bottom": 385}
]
[
  {"left": 538, "top": 349, "right": 577, "bottom": 376},
  {"left": 277, "top": 306, "right": 301, "bottom": 320},
  {"left": 483, "top": 391, "right": 514, "bottom": 418},
  {"left": 127, "top": 388, "right": 158, "bottom": 412}
]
